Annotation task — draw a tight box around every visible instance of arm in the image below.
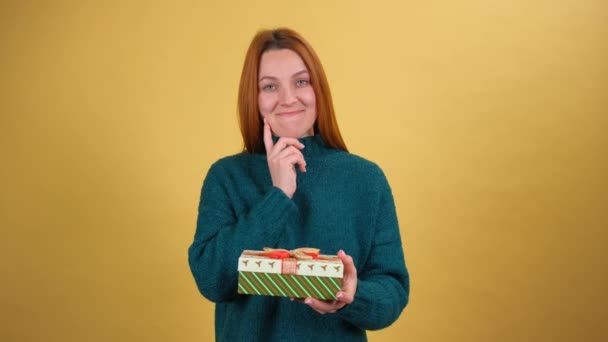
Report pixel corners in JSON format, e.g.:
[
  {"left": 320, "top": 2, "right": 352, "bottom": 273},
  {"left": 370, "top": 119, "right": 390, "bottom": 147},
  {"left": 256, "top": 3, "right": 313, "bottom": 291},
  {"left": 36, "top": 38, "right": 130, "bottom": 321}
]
[
  {"left": 190, "top": 121, "right": 307, "bottom": 303},
  {"left": 303, "top": 170, "right": 410, "bottom": 329},
  {"left": 336, "top": 176, "right": 410, "bottom": 329},
  {"left": 188, "top": 162, "right": 297, "bottom": 303}
]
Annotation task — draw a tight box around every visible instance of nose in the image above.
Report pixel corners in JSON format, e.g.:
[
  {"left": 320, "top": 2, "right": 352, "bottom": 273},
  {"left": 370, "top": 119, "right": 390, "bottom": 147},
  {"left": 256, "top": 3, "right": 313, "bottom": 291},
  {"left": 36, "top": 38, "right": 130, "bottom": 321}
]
[{"left": 279, "top": 86, "right": 297, "bottom": 106}]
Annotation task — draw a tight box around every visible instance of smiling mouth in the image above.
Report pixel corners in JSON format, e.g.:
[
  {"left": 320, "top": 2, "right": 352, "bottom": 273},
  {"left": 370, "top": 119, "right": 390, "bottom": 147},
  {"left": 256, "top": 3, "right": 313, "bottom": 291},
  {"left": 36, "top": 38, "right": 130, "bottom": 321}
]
[{"left": 277, "top": 110, "right": 304, "bottom": 116}]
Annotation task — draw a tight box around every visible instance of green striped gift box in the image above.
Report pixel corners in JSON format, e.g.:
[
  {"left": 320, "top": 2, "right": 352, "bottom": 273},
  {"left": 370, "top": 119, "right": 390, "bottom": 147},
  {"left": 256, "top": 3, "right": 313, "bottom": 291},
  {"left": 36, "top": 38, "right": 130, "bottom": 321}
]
[{"left": 237, "top": 250, "right": 344, "bottom": 300}]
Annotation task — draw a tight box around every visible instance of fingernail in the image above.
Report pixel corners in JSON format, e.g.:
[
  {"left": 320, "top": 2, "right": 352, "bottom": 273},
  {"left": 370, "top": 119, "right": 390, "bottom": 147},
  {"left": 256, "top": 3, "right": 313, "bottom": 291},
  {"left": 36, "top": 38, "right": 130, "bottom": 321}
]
[
  {"left": 290, "top": 297, "right": 294, "bottom": 301},
  {"left": 304, "top": 298, "right": 312, "bottom": 305},
  {"left": 336, "top": 292, "right": 343, "bottom": 299}
]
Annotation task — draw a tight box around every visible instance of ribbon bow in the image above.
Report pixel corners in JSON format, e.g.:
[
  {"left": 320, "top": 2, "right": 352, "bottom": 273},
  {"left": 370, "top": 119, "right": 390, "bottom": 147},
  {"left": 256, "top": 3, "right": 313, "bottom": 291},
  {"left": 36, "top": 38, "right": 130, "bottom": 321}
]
[{"left": 261, "top": 247, "right": 320, "bottom": 260}]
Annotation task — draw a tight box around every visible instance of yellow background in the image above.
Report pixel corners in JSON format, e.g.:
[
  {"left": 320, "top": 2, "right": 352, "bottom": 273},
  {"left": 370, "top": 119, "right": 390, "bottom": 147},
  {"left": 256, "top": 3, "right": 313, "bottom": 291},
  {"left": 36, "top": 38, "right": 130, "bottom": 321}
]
[{"left": 1, "top": 1, "right": 607, "bottom": 341}]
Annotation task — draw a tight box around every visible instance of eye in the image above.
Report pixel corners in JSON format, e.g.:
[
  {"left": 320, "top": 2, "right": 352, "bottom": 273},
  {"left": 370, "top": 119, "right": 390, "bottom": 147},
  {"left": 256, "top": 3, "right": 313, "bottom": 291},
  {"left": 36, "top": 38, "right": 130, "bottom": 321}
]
[
  {"left": 295, "top": 79, "right": 309, "bottom": 87},
  {"left": 261, "top": 84, "right": 277, "bottom": 92}
]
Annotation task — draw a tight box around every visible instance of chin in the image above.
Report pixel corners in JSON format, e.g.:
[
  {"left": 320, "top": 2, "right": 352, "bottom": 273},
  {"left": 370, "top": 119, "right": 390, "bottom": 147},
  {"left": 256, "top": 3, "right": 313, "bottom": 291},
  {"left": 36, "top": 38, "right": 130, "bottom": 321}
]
[{"left": 275, "top": 128, "right": 313, "bottom": 139}]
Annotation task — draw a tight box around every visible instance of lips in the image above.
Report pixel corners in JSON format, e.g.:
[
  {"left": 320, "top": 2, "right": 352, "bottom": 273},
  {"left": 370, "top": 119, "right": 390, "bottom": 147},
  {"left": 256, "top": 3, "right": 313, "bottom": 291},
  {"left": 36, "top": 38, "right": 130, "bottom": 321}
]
[{"left": 277, "top": 109, "right": 304, "bottom": 116}]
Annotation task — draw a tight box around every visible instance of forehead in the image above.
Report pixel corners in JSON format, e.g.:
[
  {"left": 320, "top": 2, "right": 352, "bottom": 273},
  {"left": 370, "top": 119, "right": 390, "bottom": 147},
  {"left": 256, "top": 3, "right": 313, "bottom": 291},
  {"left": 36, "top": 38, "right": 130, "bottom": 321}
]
[{"left": 258, "top": 49, "right": 308, "bottom": 77}]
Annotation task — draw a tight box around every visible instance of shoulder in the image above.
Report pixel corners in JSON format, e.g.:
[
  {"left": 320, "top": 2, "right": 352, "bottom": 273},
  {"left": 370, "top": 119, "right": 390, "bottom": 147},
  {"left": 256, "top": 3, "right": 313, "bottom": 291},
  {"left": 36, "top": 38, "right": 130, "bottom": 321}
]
[
  {"left": 210, "top": 152, "right": 249, "bottom": 168},
  {"left": 327, "top": 150, "right": 390, "bottom": 188},
  {"left": 204, "top": 152, "right": 260, "bottom": 178},
  {"left": 209, "top": 152, "right": 263, "bottom": 170},
  {"left": 330, "top": 150, "right": 385, "bottom": 174}
]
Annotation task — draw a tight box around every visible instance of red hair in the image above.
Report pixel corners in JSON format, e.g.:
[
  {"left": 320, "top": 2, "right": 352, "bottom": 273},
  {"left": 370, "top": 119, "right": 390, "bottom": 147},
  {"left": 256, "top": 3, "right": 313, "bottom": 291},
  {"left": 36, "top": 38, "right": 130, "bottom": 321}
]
[{"left": 238, "top": 28, "right": 348, "bottom": 153}]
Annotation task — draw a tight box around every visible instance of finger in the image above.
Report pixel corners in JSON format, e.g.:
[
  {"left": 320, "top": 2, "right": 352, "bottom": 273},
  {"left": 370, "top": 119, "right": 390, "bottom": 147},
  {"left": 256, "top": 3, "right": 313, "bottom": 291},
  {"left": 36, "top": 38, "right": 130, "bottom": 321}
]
[
  {"left": 304, "top": 297, "right": 345, "bottom": 314},
  {"left": 276, "top": 147, "right": 307, "bottom": 172},
  {"left": 338, "top": 250, "right": 357, "bottom": 280},
  {"left": 338, "top": 250, "right": 357, "bottom": 297},
  {"left": 336, "top": 290, "right": 354, "bottom": 305},
  {"left": 270, "top": 137, "right": 305, "bottom": 157},
  {"left": 275, "top": 145, "right": 303, "bottom": 160},
  {"left": 263, "top": 119, "right": 274, "bottom": 154},
  {"left": 298, "top": 158, "right": 306, "bottom": 173},
  {"left": 283, "top": 154, "right": 307, "bottom": 173}
]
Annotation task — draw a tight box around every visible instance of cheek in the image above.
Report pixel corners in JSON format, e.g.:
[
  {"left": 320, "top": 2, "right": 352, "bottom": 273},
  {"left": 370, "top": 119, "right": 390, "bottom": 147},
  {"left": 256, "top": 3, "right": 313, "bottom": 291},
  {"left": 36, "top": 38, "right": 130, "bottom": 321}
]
[
  {"left": 258, "top": 94, "right": 270, "bottom": 115},
  {"left": 300, "top": 88, "right": 316, "bottom": 108},
  {"left": 258, "top": 94, "right": 275, "bottom": 115}
]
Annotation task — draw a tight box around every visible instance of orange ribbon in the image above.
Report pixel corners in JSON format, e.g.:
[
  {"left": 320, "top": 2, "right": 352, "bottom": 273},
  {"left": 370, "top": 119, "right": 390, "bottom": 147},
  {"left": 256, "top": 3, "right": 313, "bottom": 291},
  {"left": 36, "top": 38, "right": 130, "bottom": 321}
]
[
  {"left": 248, "top": 247, "right": 320, "bottom": 274},
  {"left": 261, "top": 247, "right": 320, "bottom": 260}
]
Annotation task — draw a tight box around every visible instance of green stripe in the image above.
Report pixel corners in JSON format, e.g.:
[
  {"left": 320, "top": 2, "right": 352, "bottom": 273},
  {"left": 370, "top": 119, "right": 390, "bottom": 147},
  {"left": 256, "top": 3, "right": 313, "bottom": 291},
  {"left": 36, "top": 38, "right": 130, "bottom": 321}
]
[
  {"left": 303, "top": 275, "right": 325, "bottom": 299},
  {"left": 287, "top": 274, "right": 313, "bottom": 298},
  {"left": 315, "top": 276, "right": 335, "bottom": 299},
  {"left": 237, "top": 282, "right": 248, "bottom": 294},
  {"left": 271, "top": 273, "right": 299, "bottom": 298},
  {"left": 241, "top": 272, "right": 261, "bottom": 295},
  {"left": 239, "top": 272, "right": 345, "bottom": 300},
  {"left": 309, "top": 276, "right": 331, "bottom": 299},
  {"left": 263, "top": 273, "right": 287, "bottom": 297},
  {"left": 240, "top": 272, "right": 262, "bottom": 295},
  {"left": 238, "top": 273, "right": 256, "bottom": 294},
  {"left": 251, "top": 271, "right": 275, "bottom": 295},
  {"left": 277, "top": 274, "right": 300, "bottom": 297},
  {"left": 327, "top": 276, "right": 341, "bottom": 290}
]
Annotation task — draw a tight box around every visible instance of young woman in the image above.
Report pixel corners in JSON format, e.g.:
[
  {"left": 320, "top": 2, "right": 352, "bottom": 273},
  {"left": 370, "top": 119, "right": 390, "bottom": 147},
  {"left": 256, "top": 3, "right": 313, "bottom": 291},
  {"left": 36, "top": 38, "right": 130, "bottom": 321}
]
[{"left": 189, "top": 28, "right": 409, "bottom": 341}]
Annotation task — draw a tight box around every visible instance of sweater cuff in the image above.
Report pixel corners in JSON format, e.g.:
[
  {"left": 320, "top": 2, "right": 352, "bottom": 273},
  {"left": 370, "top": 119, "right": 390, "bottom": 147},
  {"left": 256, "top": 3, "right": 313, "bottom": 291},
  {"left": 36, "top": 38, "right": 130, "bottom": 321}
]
[
  {"left": 335, "top": 280, "right": 387, "bottom": 330},
  {"left": 336, "top": 281, "right": 371, "bottom": 318}
]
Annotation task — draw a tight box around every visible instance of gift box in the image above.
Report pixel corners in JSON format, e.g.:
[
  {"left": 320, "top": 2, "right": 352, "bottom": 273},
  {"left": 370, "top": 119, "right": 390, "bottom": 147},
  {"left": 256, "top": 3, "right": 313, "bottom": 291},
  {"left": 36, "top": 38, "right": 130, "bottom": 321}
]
[{"left": 237, "top": 248, "right": 344, "bottom": 300}]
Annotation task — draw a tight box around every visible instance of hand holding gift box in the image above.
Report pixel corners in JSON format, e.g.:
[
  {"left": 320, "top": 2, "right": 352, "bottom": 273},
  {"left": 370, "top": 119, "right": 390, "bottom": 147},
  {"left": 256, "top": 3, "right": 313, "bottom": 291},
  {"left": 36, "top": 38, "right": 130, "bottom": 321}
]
[{"left": 238, "top": 247, "right": 344, "bottom": 300}]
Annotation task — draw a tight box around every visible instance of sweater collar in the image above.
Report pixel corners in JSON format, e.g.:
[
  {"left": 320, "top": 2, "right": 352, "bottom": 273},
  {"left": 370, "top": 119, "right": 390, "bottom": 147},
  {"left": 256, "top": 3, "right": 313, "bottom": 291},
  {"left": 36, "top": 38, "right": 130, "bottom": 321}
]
[{"left": 270, "top": 134, "right": 329, "bottom": 160}]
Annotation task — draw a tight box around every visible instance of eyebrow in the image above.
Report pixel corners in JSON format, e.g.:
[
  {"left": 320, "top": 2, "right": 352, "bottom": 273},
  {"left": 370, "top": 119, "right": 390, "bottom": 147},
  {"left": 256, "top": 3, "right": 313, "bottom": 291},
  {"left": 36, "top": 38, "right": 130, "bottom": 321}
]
[{"left": 258, "top": 70, "right": 309, "bottom": 82}]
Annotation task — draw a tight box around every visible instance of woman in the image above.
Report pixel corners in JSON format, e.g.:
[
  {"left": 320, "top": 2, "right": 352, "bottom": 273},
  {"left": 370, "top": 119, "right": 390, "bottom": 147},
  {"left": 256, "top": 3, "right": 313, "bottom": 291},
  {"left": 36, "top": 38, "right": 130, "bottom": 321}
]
[{"left": 189, "top": 28, "right": 409, "bottom": 341}]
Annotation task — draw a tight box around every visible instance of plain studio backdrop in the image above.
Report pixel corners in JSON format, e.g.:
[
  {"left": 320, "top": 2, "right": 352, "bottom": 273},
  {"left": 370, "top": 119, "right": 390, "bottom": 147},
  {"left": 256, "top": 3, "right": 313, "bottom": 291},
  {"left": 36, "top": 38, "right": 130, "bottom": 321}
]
[{"left": 1, "top": 1, "right": 607, "bottom": 341}]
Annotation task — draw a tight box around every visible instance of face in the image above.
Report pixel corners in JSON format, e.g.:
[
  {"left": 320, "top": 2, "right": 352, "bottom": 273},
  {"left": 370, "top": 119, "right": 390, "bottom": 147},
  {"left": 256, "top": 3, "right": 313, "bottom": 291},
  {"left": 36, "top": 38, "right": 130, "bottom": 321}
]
[{"left": 258, "top": 49, "right": 317, "bottom": 138}]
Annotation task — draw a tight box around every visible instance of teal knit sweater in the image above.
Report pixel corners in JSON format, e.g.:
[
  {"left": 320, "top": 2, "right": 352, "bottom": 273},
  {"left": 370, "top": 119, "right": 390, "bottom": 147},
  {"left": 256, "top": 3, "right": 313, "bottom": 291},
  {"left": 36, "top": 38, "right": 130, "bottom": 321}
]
[{"left": 189, "top": 135, "right": 409, "bottom": 341}]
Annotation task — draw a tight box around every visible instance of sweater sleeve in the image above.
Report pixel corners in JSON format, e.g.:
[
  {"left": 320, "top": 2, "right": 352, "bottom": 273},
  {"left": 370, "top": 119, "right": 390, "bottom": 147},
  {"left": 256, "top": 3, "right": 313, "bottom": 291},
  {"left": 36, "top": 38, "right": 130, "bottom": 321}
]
[
  {"left": 188, "top": 161, "right": 297, "bottom": 303},
  {"left": 337, "top": 171, "right": 410, "bottom": 330}
]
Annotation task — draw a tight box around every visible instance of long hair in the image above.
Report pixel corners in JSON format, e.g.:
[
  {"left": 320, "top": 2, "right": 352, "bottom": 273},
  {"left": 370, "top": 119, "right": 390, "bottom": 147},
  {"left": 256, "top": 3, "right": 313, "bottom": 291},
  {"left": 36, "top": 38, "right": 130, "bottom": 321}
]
[{"left": 237, "top": 28, "right": 348, "bottom": 153}]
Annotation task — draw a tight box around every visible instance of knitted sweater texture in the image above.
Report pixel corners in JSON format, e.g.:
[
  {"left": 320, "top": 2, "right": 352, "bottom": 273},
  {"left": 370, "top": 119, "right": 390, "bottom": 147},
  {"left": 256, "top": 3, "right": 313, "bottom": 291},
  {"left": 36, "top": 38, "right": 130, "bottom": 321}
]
[{"left": 188, "top": 135, "right": 409, "bottom": 341}]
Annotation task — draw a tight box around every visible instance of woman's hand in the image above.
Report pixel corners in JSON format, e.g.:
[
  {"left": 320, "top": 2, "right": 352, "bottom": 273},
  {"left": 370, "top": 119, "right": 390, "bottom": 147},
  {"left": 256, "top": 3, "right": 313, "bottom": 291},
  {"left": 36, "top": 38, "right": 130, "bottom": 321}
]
[
  {"left": 263, "top": 119, "right": 306, "bottom": 198},
  {"left": 304, "top": 250, "right": 358, "bottom": 314}
]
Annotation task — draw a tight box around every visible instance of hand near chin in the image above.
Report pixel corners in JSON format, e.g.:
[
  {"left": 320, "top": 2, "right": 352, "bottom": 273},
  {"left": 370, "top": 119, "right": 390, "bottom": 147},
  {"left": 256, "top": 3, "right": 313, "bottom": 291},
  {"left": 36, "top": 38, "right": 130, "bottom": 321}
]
[
  {"left": 298, "top": 250, "right": 358, "bottom": 314},
  {"left": 263, "top": 119, "right": 306, "bottom": 198}
]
